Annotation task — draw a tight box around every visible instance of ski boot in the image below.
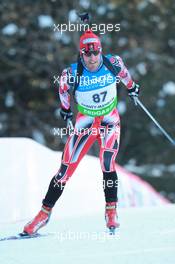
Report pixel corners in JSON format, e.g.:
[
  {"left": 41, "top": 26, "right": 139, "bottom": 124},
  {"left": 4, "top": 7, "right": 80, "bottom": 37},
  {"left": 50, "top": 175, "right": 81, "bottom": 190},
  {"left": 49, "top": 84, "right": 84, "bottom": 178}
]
[
  {"left": 105, "top": 202, "right": 120, "bottom": 235},
  {"left": 22, "top": 205, "right": 52, "bottom": 236}
]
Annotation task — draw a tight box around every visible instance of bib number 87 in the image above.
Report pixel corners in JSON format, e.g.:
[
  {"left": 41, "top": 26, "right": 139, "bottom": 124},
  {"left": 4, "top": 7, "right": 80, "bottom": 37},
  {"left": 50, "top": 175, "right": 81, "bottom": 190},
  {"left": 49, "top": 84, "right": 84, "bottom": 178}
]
[{"left": 92, "top": 91, "right": 107, "bottom": 103}]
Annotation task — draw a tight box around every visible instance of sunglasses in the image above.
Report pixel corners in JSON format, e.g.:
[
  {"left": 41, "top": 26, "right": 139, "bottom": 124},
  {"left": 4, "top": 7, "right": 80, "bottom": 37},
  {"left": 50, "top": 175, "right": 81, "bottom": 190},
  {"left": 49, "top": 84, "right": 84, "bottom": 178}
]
[{"left": 83, "top": 50, "right": 100, "bottom": 57}]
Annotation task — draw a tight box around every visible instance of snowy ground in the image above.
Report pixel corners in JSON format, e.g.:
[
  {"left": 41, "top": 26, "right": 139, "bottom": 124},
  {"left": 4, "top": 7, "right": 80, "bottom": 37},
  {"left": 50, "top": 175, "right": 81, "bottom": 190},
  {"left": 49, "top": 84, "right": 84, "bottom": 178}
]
[
  {"left": 0, "top": 138, "right": 168, "bottom": 224},
  {"left": 0, "top": 138, "right": 174, "bottom": 263},
  {"left": 0, "top": 205, "right": 175, "bottom": 264}
]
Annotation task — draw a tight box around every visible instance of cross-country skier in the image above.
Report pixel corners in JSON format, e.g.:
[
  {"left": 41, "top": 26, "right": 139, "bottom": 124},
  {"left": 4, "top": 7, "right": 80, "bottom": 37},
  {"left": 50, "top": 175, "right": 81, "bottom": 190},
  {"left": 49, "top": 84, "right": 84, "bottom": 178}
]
[{"left": 22, "top": 29, "right": 140, "bottom": 235}]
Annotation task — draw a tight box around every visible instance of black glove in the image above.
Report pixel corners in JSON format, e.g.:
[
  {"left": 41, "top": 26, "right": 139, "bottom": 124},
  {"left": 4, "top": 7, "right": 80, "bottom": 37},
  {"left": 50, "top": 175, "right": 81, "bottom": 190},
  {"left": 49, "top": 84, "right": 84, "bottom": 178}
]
[
  {"left": 128, "top": 83, "right": 140, "bottom": 98},
  {"left": 60, "top": 108, "right": 73, "bottom": 121}
]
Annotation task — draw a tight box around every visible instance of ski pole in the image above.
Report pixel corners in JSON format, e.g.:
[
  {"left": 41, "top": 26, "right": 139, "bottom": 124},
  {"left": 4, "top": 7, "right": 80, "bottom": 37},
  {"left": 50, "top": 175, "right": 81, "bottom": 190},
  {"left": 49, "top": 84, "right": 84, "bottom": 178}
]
[{"left": 133, "top": 97, "right": 175, "bottom": 146}]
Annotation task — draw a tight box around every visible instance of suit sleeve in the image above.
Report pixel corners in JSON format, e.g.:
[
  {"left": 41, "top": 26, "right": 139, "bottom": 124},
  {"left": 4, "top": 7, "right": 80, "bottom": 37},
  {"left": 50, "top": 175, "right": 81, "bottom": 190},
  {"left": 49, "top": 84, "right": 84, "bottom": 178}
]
[
  {"left": 111, "top": 55, "right": 135, "bottom": 90},
  {"left": 59, "top": 67, "right": 72, "bottom": 110}
]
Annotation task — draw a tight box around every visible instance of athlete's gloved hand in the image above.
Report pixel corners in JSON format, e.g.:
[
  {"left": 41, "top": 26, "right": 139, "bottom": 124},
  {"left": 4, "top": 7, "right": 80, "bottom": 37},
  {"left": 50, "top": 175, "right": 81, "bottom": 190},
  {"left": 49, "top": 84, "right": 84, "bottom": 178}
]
[
  {"left": 60, "top": 108, "right": 73, "bottom": 121},
  {"left": 128, "top": 83, "right": 140, "bottom": 98}
]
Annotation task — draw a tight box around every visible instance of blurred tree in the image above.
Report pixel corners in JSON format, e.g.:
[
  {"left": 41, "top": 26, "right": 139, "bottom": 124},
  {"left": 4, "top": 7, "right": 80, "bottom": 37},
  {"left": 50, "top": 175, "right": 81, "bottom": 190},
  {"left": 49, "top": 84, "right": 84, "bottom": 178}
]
[{"left": 0, "top": 0, "right": 175, "bottom": 194}]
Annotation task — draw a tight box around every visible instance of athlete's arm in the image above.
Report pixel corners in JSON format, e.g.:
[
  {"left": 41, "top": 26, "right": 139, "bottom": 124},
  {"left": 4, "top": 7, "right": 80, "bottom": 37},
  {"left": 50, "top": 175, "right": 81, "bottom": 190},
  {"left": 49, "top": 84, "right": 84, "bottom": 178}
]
[
  {"left": 111, "top": 55, "right": 140, "bottom": 97},
  {"left": 59, "top": 67, "right": 72, "bottom": 110},
  {"left": 59, "top": 67, "right": 74, "bottom": 120}
]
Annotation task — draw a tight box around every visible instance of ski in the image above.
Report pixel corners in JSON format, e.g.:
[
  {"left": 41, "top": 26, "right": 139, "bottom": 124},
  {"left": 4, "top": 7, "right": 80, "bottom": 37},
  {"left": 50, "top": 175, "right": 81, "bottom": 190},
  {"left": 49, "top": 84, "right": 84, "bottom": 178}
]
[
  {"left": 0, "top": 232, "right": 50, "bottom": 241},
  {"left": 108, "top": 226, "right": 116, "bottom": 235}
]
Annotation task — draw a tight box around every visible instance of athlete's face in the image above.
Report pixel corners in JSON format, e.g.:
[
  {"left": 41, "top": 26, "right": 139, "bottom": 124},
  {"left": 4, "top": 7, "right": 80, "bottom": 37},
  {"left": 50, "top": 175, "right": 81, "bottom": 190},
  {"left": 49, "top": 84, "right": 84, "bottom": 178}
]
[{"left": 82, "top": 51, "right": 101, "bottom": 71}]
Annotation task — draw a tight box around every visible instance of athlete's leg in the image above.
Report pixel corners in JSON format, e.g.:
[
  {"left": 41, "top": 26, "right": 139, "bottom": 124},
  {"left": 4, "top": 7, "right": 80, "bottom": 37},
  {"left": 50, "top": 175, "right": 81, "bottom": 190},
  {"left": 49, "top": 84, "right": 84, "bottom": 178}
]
[
  {"left": 98, "top": 109, "right": 121, "bottom": 229},
  {"left": 23, "top": 113, "right": 97, "bottom": 234},
  {"left": 43, "top": 113, "right": 97, "bottom": 208},
  {"left": 98, "top": 108, "right": 120, "bottom": 203}
]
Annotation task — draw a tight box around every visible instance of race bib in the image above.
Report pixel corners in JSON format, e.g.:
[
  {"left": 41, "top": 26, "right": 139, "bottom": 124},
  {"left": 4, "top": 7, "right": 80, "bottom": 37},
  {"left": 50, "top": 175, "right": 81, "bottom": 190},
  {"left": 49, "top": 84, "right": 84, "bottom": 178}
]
[{"left": 75, "top": 83, "right": 117, "bottom": 116}]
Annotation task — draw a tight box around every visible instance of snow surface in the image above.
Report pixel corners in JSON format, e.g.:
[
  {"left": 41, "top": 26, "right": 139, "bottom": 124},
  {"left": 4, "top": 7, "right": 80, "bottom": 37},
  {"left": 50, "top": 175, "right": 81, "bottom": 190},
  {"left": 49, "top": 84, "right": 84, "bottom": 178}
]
[
  {"left": 0, "top": 138, "right": 168, "bottom": 223},
  {"left": 38, "top": 15, "right": 54, "bottom": 28},
  {"left": 162, "top": 81, "right": 175, "bottom": 96},
  {"left": 2, "top": 23, "right": 18, "bottom": 35},
  {"left": 0, "top": 206, "right": 175, "bottom": 264},
  {"left": 0, "top": 138, "right": 174, "bottom": 264},
  {"left": 68, "top": 10, "right": 77, "bottom": 22}
]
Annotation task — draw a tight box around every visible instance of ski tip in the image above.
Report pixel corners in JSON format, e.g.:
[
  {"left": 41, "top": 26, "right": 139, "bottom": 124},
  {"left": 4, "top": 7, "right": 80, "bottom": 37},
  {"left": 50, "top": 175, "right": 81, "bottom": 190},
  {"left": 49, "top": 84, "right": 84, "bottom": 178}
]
[
  {"left": 0, "top": 232, "right": 50, "bottom": 241},
  {"left": 19, "top": 232, "right": 29, "bottom": 237},
  {"left": 18, "top": 232, "right": 41, "bottom": 238}
]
